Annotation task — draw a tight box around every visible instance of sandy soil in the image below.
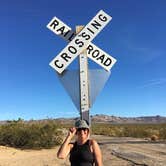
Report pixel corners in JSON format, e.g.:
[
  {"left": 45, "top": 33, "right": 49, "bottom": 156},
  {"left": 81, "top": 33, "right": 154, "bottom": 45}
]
[{"left": 0, "top": 136, "right": 166, "bottom": 166}]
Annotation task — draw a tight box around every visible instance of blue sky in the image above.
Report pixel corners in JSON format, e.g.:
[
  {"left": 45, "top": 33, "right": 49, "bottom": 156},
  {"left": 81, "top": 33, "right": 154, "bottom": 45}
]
[{"left": 1, "top": 0, "right": 166, "bottom": 120}]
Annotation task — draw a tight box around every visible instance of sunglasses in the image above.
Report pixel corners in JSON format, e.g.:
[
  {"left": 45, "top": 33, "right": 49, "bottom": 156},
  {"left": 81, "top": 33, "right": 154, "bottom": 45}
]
[{"left": 77, "top": 128, "right": 87, "bottom": 132}]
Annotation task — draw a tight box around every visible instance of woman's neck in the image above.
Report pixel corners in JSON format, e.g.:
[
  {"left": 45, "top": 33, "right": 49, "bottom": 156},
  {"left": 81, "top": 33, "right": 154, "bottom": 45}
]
[{"left": 77, "top": 138, "right": 88, "bottom": 145}]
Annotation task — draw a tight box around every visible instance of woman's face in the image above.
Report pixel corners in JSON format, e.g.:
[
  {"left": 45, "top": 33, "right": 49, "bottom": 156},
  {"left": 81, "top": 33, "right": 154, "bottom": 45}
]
[{"left": 76, "top": 128, "right": 89, "bottom": 140}]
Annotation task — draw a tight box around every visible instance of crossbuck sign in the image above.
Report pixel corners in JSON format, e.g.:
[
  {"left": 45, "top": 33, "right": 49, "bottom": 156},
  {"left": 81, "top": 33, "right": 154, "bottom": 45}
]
[
  {"left": 47, "top": 10, "right": 117, "bottom": 123},
  {"left": 47, "top": 10, "right": 116, "bottom": 74}
]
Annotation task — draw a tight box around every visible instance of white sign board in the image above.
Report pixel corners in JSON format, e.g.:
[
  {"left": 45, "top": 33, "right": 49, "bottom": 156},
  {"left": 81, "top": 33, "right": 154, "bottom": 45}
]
[
  {"left": 87, "top": 43, "right": 117, "bottom": 71},
  {"left": 47, "top": 16, "right": 116, "bottom": 72},
  {"left": 49, "top": 10, "right": 112, "bottom": 74},
  {"left": 47, "top": 16, "right": 76, "bottom": 42}
]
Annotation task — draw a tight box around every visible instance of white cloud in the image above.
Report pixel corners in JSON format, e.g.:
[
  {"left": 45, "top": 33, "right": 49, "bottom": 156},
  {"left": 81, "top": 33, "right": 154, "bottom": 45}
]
[
  {"left": 139, "top": 78, "right": 166, "bottom": 88},
  {"left": 117, "top": 26, "right": 165, "bottom": 63},
  {"left": 130, "top": 46, "right": 164, "bottom": 63}
]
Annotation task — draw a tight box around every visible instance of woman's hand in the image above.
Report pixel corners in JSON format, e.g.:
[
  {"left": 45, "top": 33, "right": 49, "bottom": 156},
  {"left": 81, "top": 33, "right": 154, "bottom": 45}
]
[{"left": 68, "top": 127, "right": 77, "bottom": 138}]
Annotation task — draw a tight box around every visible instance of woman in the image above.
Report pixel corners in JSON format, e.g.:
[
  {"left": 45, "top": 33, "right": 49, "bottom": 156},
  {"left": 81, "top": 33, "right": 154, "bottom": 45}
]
[{"left": 57, "top": 119, "right": 103, "bottom": 166}]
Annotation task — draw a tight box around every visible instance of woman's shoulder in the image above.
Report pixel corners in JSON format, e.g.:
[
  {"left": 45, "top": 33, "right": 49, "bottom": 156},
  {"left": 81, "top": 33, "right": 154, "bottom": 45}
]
[
  {"left": 89, "top": 139, "right": 98, "bottom": 145},
  {"left": 88, "top": 139, "right": 99, "bottom": 153},
  {"left": 89, "top": 139, "right": 99, "bottom": 149}
]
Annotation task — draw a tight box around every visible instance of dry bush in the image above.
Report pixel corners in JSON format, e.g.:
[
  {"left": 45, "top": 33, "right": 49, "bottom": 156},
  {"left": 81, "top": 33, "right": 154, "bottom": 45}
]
[
  {"left": 0, "top": 119, "right": 64, "bottom": 149},
  {"left": 92, "top": 123, "right": 166, "bottom": 139},
  {"left": 150, "top": 135, "right": 159, "bottom": 141},
  {"left": 0, "top": 119, "right": 166, "bottom": 149},
  {"left": 159, "top": 126, "right": 166, "bottom": 139}
]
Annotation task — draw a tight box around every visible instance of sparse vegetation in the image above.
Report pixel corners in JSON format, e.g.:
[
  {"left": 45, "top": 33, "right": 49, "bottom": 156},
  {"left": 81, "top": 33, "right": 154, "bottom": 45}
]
[
  {"left": 91, "top": 123, "right": 166, "bottom": 140},
  {"left": 0, "top": 119, "right": 64, "bottom": 149},
  {"left": 0, "top": 119, "right": 165, "bottom": 149}
]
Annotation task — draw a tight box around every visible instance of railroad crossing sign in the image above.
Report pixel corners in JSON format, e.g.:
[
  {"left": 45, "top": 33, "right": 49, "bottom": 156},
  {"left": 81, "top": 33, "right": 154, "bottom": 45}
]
[
  {"left": 48, "top": 10, "right": 116, "bottom": 74},
  {"left": 47, "top": 10, "right": 117, "bottom": 123}
]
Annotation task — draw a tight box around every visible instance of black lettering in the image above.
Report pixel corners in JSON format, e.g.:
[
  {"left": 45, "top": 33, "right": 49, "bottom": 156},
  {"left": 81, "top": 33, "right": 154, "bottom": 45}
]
[
  {"left": 60, "top": 53, "right": 71, "bottom": 62},
  {"left": 49, "top": 19, "right": 59, "bottom": 29},
  {"left": 98, "top": 14, "right": 108, "bottom": 22},
  {"left": 54, "top": 60, "right": 63, "bottom": 68},
  {"left": 56, "top": 26, "right": 65, "bottom": 35},
  {"left": 86, "top": 45, "right": 93, "bottom": 54},
  {"left": 87, "top": 27, "right": 94, "bottom": 34},
  {"left": 97, "top": 54, "right": 105, "bottom": 63},
  {"left": 64, "top": 30, "right": 70, "bottom": 37},
  {"left": 80, "top": 32, "right": 90, "bottom": 40},
  {"left": 68, "top": 46, "right": 77, "bottom": 54},
  {"left": 104, "top": 58, "right": 112, "bottom": 66},
  {"left": 75, "top": 39, "right": 84, "bottom": 47},
  {"left": 92, "top": 50, "right": 100, "bottom": 58},
  {"left": 68, "top": 32, "right": 75, "bottom": 41},
  {"left": 91, "top": 20, "right": 101, "bottom": 30}
]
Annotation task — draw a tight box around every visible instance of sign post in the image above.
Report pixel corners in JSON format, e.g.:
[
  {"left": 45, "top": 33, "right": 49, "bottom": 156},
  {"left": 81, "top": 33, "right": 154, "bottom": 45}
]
[
  {"left": 47, "top": 10, "right": 117, "bottom": 124},
  {"left": 76, "top": 26, "right": 90, "bottom": 123}
]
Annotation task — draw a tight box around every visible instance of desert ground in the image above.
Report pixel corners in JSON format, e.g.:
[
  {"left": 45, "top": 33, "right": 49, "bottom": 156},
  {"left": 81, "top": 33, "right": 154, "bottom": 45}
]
[{"left": 0, "top": 135, "right": 166, "bottom": 166}]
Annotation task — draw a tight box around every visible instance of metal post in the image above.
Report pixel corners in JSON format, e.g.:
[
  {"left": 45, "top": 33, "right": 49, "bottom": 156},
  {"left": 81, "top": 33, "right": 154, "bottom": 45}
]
[{"left": 76, "top": 26, "right": 90, "bottom": 124}]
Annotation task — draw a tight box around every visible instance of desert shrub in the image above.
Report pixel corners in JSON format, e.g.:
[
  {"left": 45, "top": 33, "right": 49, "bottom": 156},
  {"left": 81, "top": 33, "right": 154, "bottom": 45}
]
[
  {"left": 91, "top": 123, "right": 166, "bottom": 139},
  {"left": 159, "top": 125, "right": 166, "bottom": 139},
  {"left": 92, "top": 123, "right": 122, "bottom": 137},
  {"left": 122, "top": 125, "right": 149, "bottom": 138},
  {"left": 0, "top": 120, "right": 64, "bottom": 149},
  {"left": 151, "top": 135, "right": 159, "bottom": 141},
  {"left": 1, "top": 119, "right": 165, "bottom": 149}
]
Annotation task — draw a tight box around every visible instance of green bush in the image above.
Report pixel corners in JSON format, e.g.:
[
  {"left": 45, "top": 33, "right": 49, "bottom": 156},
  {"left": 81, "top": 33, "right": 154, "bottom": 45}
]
[
  {"left": 0, "top": 120, "right": 64, "bottom": 149},
  {"left": 159, "top": 125, "right": 166, "bottom": 139},
  {"left": 92, "top": 123, "right": 166, "bottom": 139},
  {"left": 0, "top": 119, "right": 165, "bottom": 149}
]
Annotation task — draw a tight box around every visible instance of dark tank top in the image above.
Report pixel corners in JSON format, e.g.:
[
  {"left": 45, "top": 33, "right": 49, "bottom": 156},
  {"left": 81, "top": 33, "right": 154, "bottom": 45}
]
[{"left": 69, "top": 140, "right": 94, "bottom": 166}]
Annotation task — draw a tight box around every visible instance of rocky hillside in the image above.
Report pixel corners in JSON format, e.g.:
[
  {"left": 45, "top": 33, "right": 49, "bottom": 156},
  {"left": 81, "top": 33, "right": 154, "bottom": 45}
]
[
  {"left": 91, "top": 114, "right": 166, "bottom": 124},
  {"left": 0, "top": 115, "right": 166, "bottom": 124}
]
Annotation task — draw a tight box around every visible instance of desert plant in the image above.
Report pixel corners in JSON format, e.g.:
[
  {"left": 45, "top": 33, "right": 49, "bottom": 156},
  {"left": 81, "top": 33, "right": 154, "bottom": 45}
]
[{"left": 0, "top": 119, "right": 64, "bottom": 149}]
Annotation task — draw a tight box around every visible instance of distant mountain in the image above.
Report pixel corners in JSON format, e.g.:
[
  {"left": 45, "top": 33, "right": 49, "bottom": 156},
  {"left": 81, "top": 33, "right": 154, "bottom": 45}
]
[
  {"left": 91, "top": 114, "right": 166, "bottom": 124},
  {"left": 0, "top": 115, "right": 166, "bottom": 124}
]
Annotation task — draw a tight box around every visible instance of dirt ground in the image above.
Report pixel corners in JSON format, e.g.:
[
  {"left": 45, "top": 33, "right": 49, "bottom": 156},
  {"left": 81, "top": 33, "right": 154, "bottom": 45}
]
[{"left": 0, "top": 135, "right": 166, "bottom": 166}]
